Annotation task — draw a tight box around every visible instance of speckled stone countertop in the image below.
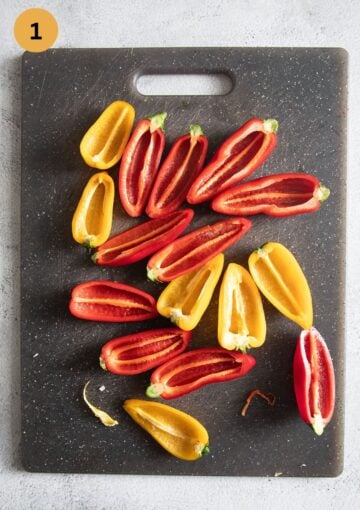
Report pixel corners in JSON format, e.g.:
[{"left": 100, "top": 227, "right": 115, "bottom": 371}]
[{"left": 1, "top": 1, "right": 359, "bottom": 508}]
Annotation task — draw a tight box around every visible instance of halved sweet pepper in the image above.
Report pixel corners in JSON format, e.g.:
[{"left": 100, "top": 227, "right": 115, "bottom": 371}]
[
  {"left": 293, "top": 328, "right": 335, "bottom": 435},
  {"left": 72, "top": 172, "right": 115, "bottom": 248},
  {"left": 248, "top": 242, "right": 313, "bottom": 329},
  {"left": 218, "top": 263, "right": 266, "bottom": 352},
  {"left": 147, "top": 217, "right": 252, "bottom": 283},
  {"left": 80, "top": 100, "right": 135, "bottom": 169},
  {"left": 100, "top": 328, "right": 191, "bottom": 375},
  {"left": 69, "top": 280, "right": 158, "bottom": 322},
  {"left": 146, "top": 124, "right": 208, "bottom": 218},
  {"left": 93, "top": 209, "right": 193, "bottom": 266},
  {"left": 157, "top": 254, "right": 224, "bottom": 331},
  {"left": 187, "top": 117, "right": 278, "bottom": 204},
  {"left": 146, "top": 347, "right": 256, "bottom": 399},
  {"left": 211, "top": 173, "right": 330, "bottom": 217},
  {"left": 119, "top": 112, "right": 167, "bottom": 217},
  {"left": 123, "top": 399, "right": 209, "bottom": 461}
]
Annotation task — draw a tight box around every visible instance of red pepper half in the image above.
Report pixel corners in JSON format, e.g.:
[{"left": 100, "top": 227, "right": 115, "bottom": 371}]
[
  {"left": 119, "top": 113, "right": 167, "bottom": 217},
  {"left": 293, "top": 327, "right": 335, "bottom": 435},
  {"left": 69, "top": 280, "right": 158, "bottom": 322},
  {"left": 187, "top": 117, "right": 278, "bottom": 204},
  {"left": 146, "top": 125, "right": 208, "bottom": 218},
  {"left": 93, "top": 209, "right": 194, "bottom": 266},
  {"left": 100, "top": 328, "right": 191, "bottom": 375},
  {"left": 211, "top": 173, "right": 330, "bottom": 217},
  {"left": 146, "top": 347, "right": 256, "bottom": 399},
  {"left": 147, "top": 217, "right": 252, "bottom": 282}
]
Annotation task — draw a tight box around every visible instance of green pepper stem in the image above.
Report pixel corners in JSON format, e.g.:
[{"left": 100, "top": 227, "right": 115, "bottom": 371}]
[
  {"left": 146, "top": 383, "right": 163, "bottom": 398},
  {"left": 201, "top": 444, "right": 210, "bottom": 456},
  {"left": 149, "top": 112, "right": 167, "bottom": 132},
  {"left": 312, "top": 413, "right": 325, "bottom": 436},
  {"left": 99, "top": 356, "right": 107, "bottom": 371},
  {"left": 190, "top": 124, "right": 204, "bottom": 137},
  {"left": 263, "top": 118, "right": 279, "bottom": 134},
  {"left": 315, "top": 184, "right": 330, "bottom": 203},
  {"left": 147, "top": 267, "right": 160, "bottom": 283}
]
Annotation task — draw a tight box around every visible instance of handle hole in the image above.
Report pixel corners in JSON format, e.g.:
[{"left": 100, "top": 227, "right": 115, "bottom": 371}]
[{"left": 136, "top": 73, "right": 233, "bottom": 96}]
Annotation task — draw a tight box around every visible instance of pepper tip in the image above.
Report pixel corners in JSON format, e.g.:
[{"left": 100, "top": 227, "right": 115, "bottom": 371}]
[
  {"left": 149, "top": 112, "right": 167, "bottom": 132},
  {"left": 99, "top": 356, "right": 107, "bottom": 371},
  {"left": 201, "top": 444, "right": 210, "bottom": 457},
  {"left": 311, "top": 414, "right": 325, "bottom": 436},
  {"left": 315, "top": 184, "right": 330, "bottom": 203},
  {"left": 147, "top": 267, "right": 160, "bottom": 283},
  {"left": 190, "top": 124, "right": 204, "bottom": 137},
  {"left": 263, "top": 118, "right": 279, "bottom": 134},
  {"left": 146, "top": 383, "right": 162, "bottom": 398}
]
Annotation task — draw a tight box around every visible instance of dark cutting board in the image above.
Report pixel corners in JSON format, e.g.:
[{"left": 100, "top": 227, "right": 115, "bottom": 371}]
[{"left": 21, "top": 47, "right": 347, "bottom": 476}]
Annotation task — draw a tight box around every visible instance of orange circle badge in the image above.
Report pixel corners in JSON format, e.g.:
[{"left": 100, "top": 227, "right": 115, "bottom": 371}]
[{"left": 14, "top": 8, "right": 58, "bottom": 52}]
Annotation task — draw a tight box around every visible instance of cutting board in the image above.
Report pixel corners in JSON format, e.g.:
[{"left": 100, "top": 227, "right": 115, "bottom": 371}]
[{"left": 21, "top": 47, "right": 347, "bottom": 476}]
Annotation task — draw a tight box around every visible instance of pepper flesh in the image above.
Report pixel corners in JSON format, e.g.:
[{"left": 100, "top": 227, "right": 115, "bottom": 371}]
[
  {"left": 147, "top": 217, "right": 252, "bottom": 283},
  {"left": 72, "top": 172, "right": 115, "bottom": 248},
  {"left": 123, "top": 399, "right": 209, "bottom": 461},
  {"left": 80, "top": 101, "right": 135, "bottom": 169},
  {"left": 93, "top": 209, "right": 194, "bottom": 266},
  {"left": 248, "top": 242, "right": 313, "bottom": 329},
  {"left": 293, "top": 328, "right": 335, "bottom": 435},
  {"left": 119, "top": 112, "right": 167, "bottom": 217},
  {"left": 100, "top": 328, "right": 191, "bottom": 375},
  {"left": 218, "top": 263, "right": 266, "bottom": 352},
  {"left": 157, "top": 254, "right": 224, "bottom": 331},
  {"left": 69, "top": 280, "right": 158, "bottom": 322},
  {"left": 146, "top": 125, "right": 208, "bottom": 218},
  {"left": 146, "top": 347, "right": 256, "bottom": 399},
  {"left": 211, "top": 173, "right": 330, "bottom": 217},
  {"left": 187, "top": 117, "right": 278, "bottom": 204}
]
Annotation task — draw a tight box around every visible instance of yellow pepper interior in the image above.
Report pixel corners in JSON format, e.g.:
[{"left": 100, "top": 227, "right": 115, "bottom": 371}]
[
  {"left": 218, "top": 263, "right": 266, "bottom": 351},
  {"left": 72, "top": 172, "right": 114, "bottom": 248},
  {"left": 123, "top": 399, "right": 209, "bottom": 461},
  {"left": 248, "top": 242, "right": 313, "bottom": 329},
  {"left": 157, "top": 253, "right": 224, "bottom": 330},
  {"left": 80, "top": 101, "right": 135, "bottom": 169}
]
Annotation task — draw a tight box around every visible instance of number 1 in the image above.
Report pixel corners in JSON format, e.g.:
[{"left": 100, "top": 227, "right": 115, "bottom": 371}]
[{"left": 30, "top": 22, "right": 42, "bottom": 40}]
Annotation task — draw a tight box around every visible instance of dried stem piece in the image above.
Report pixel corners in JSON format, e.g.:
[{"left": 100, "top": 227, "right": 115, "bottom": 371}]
[{"left": 241, "top": 389, "right": 276, "bottom": 416}]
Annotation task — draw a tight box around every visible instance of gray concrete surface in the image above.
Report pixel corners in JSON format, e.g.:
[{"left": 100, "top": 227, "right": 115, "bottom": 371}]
[{"left": 1, "top": 0, "right": 359, "bottom": 508}]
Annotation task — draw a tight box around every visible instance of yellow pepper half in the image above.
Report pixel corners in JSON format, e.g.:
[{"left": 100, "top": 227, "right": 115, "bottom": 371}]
[
  {"left": 248, "top": 242, "right": 313, "bottom": 329},
  {"left": 123, "top": 399, "right": 209, "bottom": 461},
  {"left": 157, "top": 253, "right": 224, "bottom": 331},
  {"left": 218, "top": 263, "right": 266, "bottom": 352},
  {"left": 72, "top": 172, "right": 115, "bottom": 248},
  {"left": 80, "top": 101, "right": 135, "bottom": 169}
]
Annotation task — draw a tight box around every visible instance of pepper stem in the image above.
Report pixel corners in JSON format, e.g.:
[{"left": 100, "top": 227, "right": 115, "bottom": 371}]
[
  {"left": 146, "top": 383, "right": 163, "bottom": 398},
  {"left": 149, "top": 112, "right": 167, "bottom": 133},
  {"left": 312, "top": 413, "right": 325, "bottom": 436},
  {"left": 201, "top": 444, "right": 210, "bottom": 456},
  {"left": 263, "top": 118, "right": 279, "bottom": 134},
  {"left": 147, "top": 267, "right": 159, "bottom": 283},
  {"left": 190, "top": 124, "right": 204, "bottom": 137},
  {"left": 99, "top": 356, "right": 107, "bottom": 371},
  {"left": 315, "top": 184, "right": 330, "bottom": 203}
]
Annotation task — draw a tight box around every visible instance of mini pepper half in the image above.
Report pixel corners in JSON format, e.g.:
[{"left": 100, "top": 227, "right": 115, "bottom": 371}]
[
  {"left": 293, "top": 328, "right": 335, "bottom": 435},
  {"left": 80, "top": 100, "right": 135, "bottom": 169},
  {"left": 157, "top": 253, "right": 224, "bottom": 331},
  {"left": 218, "top": 263, "right": 266, "bottom": 352},
  {"left": 248, "top": 242, "right": 313, "bottom": 329},
  {"left": 119, "top": 112, "right": 167, "bottom": 217},
  {"left": 123, "top": 399, "right": 209, "bottom": 461},
  {"left": 72, "top": 172, "right": 114, "bottom": 248}
]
